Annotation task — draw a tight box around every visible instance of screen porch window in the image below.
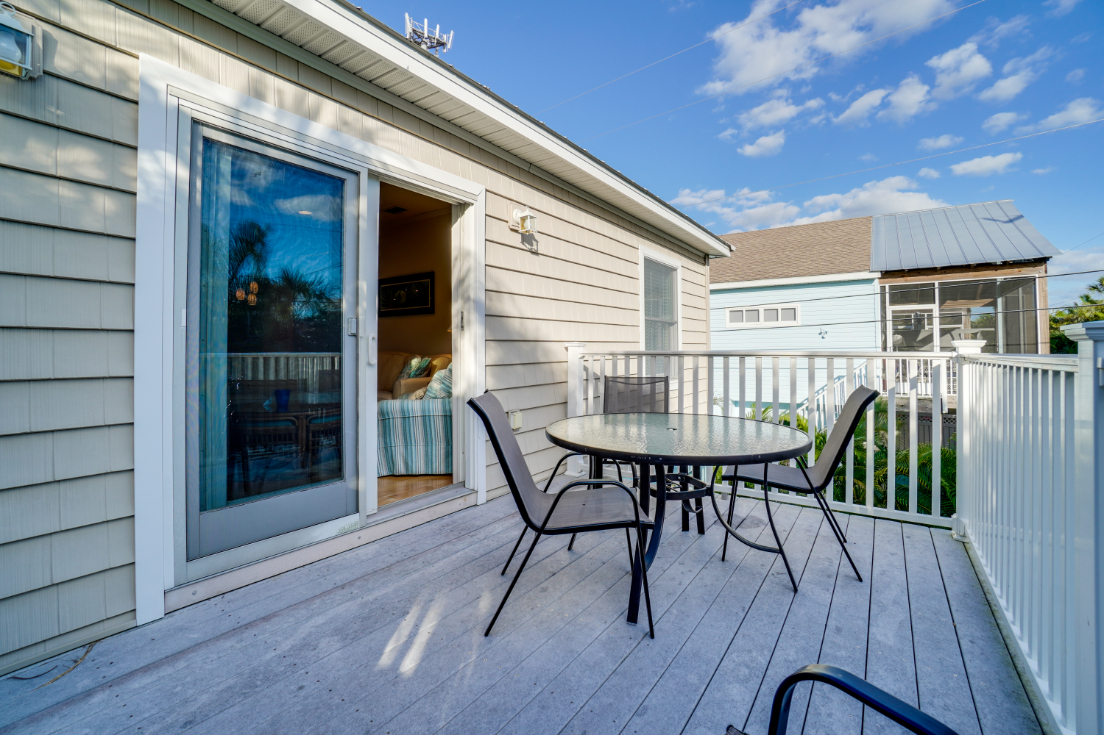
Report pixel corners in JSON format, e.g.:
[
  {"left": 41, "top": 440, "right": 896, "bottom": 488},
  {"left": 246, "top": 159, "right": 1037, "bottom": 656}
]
[{"left": 644, "top": 257, "right": 678, "bottom": 350}]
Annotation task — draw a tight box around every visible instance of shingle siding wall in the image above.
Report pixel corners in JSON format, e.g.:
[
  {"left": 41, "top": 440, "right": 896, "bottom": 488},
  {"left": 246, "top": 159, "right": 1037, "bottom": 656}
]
[{"left": 0, "top": 0, "right": 708, "bottom": 673}]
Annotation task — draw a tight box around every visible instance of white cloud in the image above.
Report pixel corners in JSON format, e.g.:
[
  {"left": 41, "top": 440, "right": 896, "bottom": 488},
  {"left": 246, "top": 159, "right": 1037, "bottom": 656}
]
[
  {"left": 718, "top": 127, "right": 740, "bottom": 141},
  {"left": 982, "top": 111, "right": 1028, "bottom": 134},
  {"left": 918, "top": 134, "right": 963, "bottom": 150},
  {"left": 701, "top": 0, "right": 954, "bottom": 96},
  {"left": 833, "top": 89, "right": 888, "bottom": 125},
  {"left": 877, "top": 74, "right": 932, "bottom": 123},
  {"left": 979, "top": 47, "right": 1053, "bottom": 102},
  {"left": 970, "top": 15, "right": 1031, "bottom": 48},
  {"left": 1017, "top": 98, "right": 1103, "bottom": 133},
  {"left": 793, "top": 176, "right": 948, "bottom": 224},
  {"left": 738, "top": 130, "right": 786, "bottom": 157},
  {"left": 1066, "top": 69, "right": 1086, "bottom": 84},
  {"left": 949, "top": 152, "right": 1023, "bottom": 176},
  {"left": 673, "top": 177, "right": 946, "bottom": 231},
  {"left": 918, "top": 167, "right": 941, "bottom": 179},
  {"left": 1048, "top": 246, "right": 1104, "bottom": 305},
  {"left": 738, "top": 97, "right": 824, "bottom": 129},
  {"left": 1032, "top": 166, "right": 1055, "bottom": 174},
  {"left": 1045, "top": 0, "right": 1082, "bottom": 17},
  {"left": 274, "top": 194, "right": 342, "bottom": 220},
  {"left": 926, "top": 43, "right": 992, "bottom": 99},
  {"left": 860, "top": 153, "right": 877, "bottom": 161}
]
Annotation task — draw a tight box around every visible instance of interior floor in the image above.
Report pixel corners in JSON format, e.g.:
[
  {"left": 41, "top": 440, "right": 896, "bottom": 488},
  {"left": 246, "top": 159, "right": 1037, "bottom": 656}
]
[{"left": 379, "top": 475, "right": 455, "bottom": 506}]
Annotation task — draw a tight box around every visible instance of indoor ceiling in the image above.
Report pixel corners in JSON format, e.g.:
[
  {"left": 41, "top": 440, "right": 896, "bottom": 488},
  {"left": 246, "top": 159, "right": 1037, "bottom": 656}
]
[{"left": 379, "top": 182, "right": 452, "bottom": 223}]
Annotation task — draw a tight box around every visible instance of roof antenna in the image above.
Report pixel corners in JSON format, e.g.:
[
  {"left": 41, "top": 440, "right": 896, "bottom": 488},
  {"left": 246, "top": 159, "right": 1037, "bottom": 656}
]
[{"left": 404, "top": 13, "right": 453, "bottom": 55}]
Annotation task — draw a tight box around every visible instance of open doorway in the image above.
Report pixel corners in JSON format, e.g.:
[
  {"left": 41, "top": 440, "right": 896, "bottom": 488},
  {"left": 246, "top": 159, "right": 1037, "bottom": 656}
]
[{"left": 375, "top": 182, "right": 456, "bottom": 506}]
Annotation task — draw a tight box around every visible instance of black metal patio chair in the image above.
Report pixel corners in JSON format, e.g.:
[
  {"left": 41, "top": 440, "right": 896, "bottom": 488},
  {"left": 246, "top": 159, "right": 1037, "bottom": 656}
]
[
  {"left": 726, "top": 664, "right": 960, "bottom": 735},
  {"left": 720, "top": 385, "right": 877, "bottom": 592},
  {"left": 468, "top": 392, "right": 656, "bottom": 638}
]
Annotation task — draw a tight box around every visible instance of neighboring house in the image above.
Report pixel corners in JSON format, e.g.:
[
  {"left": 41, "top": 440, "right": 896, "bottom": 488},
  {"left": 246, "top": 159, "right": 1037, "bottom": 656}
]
[
  {"left": 0, "top": 0, "right": 729, "bottom": 675},
  {"left": 711, "top": 201, "right": 1060, "bottom": 356}
]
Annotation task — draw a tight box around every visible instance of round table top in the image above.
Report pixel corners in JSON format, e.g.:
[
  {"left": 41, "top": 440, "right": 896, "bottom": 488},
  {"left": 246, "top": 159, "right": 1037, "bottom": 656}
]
[{"left": 545, "top": 413, "right": 812, "bottom": 466}]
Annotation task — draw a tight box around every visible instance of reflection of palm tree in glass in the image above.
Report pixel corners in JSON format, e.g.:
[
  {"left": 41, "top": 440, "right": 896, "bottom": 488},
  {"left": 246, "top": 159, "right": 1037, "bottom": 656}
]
[{"left": 218, "top": 220, "right": 341, "bottom": 353}]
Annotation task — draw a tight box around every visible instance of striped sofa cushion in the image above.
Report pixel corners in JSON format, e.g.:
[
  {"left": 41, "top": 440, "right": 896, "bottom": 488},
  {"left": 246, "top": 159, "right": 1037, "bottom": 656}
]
[{"left": 377, "top": 398, "right": 452, "bottom": 476}]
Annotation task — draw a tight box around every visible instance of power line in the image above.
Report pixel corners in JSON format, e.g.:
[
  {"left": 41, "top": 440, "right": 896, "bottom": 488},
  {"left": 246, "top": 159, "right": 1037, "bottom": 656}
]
[
  {"left": 678, "top": 117, "right": 1104, "bottom": 211},
  {"left": 716, "top": 301, "right": 1102, "bottom": 334},
  {"left": 710, "top": 268, "right": 1104, "bottom": 312},
  {"left": 1065, "top": 229, "right": 1104, "bottom": 253},
  {"left": 539, "top": 0, "right": 809, "bottom": 114},
  {"left": 581, "top": 0, "right": 986, "bottom": 142}
]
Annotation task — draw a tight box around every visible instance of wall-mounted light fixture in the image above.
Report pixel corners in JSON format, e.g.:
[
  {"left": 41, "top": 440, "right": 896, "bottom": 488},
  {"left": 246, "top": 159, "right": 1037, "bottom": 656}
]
[
  {"left": 509, "top": 206, "right": 538, "bottom": 236},
  {"left": 0, "top": 2, "right": 42, "bottom": 81}
]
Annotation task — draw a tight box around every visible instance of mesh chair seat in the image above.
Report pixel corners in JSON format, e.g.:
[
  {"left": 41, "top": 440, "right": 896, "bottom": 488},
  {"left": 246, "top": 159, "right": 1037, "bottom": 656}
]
[
  {"left": 528, "top": 486, "right": 656, "bottom": 533},
  {"left": 728, "top": 462, "right": 813, "bottom": 493}
]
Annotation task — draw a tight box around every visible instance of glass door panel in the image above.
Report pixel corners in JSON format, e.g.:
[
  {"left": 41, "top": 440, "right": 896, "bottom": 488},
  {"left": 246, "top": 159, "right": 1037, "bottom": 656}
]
[{"left": 186, "top": 128, "right": 359, "bottom": 560}]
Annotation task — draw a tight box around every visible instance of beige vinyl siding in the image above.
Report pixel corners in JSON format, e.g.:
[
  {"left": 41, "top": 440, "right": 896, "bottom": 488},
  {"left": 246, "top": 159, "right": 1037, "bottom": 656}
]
[{"left": 0, "top": 0, "right": 711, "bottom": 673}]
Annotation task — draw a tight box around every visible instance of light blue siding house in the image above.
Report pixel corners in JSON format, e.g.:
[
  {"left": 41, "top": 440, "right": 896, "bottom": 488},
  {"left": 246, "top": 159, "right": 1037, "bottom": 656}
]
[{"left": 709, "top": 202, "right": 1060, "bottom": 412}]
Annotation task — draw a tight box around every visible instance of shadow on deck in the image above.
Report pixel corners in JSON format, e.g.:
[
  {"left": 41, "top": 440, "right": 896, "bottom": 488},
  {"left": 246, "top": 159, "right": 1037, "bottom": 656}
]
[{"left": 0, "top": 480, "right": 1043, "bottom": 735}]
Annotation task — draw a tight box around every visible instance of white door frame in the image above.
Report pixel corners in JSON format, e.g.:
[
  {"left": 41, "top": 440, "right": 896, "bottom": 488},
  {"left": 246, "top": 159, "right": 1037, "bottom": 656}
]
[{"left": 135, "top": 55, "right": 486, "bottom": 625}]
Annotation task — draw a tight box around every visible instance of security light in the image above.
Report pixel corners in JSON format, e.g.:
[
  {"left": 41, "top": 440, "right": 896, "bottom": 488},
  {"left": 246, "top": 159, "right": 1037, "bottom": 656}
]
[{"left": 0, "top": 3, "right": 41, "bottom": 80}]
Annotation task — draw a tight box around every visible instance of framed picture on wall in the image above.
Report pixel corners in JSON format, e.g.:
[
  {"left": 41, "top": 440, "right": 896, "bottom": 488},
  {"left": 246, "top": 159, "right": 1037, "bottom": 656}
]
[{"left": 379, "top": 271, "right": 435, "bottom": 317}]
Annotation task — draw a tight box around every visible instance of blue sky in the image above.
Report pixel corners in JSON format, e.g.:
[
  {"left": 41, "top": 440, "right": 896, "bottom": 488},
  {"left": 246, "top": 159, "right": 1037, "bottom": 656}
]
[{"left": 382, "top": 0, "right": 1102, "bottom": 306}]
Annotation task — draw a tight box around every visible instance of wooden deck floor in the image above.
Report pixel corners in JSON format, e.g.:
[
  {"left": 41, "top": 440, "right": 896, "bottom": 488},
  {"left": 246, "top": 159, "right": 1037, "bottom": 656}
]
[{"left": 0, "top": 483, "right": 1042, "bottom": 735}]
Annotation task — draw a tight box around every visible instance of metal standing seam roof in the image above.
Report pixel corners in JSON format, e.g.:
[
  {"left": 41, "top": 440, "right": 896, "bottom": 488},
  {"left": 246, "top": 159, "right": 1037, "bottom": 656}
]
[{"left": 870, "top": 200, "right": 1060, "bottom": 272}]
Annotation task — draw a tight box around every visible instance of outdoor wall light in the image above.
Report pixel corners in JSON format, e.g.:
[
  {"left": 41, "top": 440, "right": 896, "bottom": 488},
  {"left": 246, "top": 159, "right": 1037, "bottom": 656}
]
[
  {"left": 0, "top": 2, "right": 41, "bottom": 81},
  {"left": 510, "top": 206, "right": 538, "bottom": 235}
]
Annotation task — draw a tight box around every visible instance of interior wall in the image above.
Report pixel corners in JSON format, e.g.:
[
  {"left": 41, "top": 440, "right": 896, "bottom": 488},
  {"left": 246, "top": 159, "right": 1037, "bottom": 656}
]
[{"left": 378, "top": 211, "right": 453, "bottom": 357}]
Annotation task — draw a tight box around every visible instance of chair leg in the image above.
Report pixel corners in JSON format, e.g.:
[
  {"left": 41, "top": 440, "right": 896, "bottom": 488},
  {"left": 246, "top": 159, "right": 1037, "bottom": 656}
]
[
  {"left": 502, "top": 526, "right": 527, "bottom": 576},
  {"left": 636, "top": 526, "right": 655, "bottom": 639},
  {"left": 568, "top": 533, "right": 577, "bottom": 550},
  {"left": 814, "top": 492, "right": 863, "bottom": 582},
  {"left": 625, "top": 528, "right": 634, "bottom": 569},
  {"left": 695, "top": 496, "right": 706, "bottom": 535},
  {"left": 486, "top": 531, "right": 541, "bottom": 637},
  {"left": 763, "top": 473, "right": 798, "bottom": 593}
]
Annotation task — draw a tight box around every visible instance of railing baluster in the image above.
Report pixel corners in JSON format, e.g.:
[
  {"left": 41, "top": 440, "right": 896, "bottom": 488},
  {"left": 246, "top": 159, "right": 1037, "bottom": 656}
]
[
  {"left": 678, "top": 355, "right": 685, "bottom": 415},
  {"left": 707, "top": 355, "right": 714, "bottom": 416},
  {"left": 908, "top": 358, "right": 918, "bottom": 516},
  {"left": 845, "top": 357, "right": 855, "bottom": 507},
  {"left": 826, "top": 357, "right": 836, "bottom": 435},
  {"left": 807, "top": 357, "right": 816, "bottom": 467},
  {"left": 693, "top": 355, "right": 701, "bottom": 415},
  {"left": 866, "top": 357, "right": 876, "bottom": 512},
  {"left": 739, "top": 356, "right": 746, "bottom": 420},
  {"left": 771, "top": 356, "right": 780, "bottom": 425},
  {"left": 932, "top": 359, "right": 943, "bottom": 518},
  {"left": 789, "top": 357, "right": 797, "bottom": 431},
  {"left": 755, "top": 357, "right": 763, "bottom": 422},
  {"left": 887, "top": 359, "right": 897, "bottom": 512},
  {"left": 723, "top": 356, "right": 731, "bottom": 418}
]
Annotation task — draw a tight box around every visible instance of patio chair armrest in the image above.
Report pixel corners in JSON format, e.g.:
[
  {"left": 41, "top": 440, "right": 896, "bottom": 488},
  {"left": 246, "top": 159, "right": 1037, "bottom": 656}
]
[
  {"left": 766, "top": 664, "right": 959, "bottom": 735},
  {"left": 545, "top": 478, "right": 647, "bottom": 531}
]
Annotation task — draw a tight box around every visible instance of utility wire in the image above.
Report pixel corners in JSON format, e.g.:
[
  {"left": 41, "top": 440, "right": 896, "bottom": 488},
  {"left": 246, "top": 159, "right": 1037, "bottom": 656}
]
[
  {"left": 678, "top": 117, "right": 1104, "bottom": 210},
  {"left": 539, "top": 0, "right": 809, "bottom": 114},
  {"left": 1064, "top": 229, "right": 1104, "bottom": 253},
  {"left": 717, "top": 301, "right": 1102, "bottom": 334},
  {"left": 710, "top": 268, "right": 1104, "bottom": 312},
  {"left": 581, "top": 0, "right": 986, "bottom": 142}
]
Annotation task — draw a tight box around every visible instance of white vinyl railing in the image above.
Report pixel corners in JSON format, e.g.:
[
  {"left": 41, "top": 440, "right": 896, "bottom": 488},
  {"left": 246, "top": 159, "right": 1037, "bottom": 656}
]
[
  {"left": 956, "top": 324, "right": 1103, "bottom": 735},
  {"left": 565, "top": 345, "right": 957, "bottom": 528}
]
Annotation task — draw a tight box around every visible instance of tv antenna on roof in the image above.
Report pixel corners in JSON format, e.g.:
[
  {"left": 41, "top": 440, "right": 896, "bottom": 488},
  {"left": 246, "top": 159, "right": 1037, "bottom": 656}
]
[{"left": 404, "top": 13, "right": 453, "bottom": 55}]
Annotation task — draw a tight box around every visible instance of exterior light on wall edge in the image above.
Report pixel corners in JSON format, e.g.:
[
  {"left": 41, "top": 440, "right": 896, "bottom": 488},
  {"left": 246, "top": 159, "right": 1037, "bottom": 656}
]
[{"left": 0, "top": 2, "right": 42, "bottom": 81}]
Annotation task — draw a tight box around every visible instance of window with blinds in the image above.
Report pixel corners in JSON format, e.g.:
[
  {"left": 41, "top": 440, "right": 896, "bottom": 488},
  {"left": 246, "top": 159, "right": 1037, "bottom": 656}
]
[{"left": 644, "top": 257, "right": 678, "bottom": 350}]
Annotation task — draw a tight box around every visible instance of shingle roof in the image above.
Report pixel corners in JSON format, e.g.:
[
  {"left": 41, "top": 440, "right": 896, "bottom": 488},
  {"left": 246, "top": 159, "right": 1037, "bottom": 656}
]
[
  {"left": 711, "top": 217, "right": 872, "bottom": 284},
  {"left": 870, "top": 200, "right": 1060, "bottom": 271}
]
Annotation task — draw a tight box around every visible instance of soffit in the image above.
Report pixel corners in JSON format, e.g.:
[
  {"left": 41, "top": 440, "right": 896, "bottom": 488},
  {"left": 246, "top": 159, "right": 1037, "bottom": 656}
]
[{"left": 205, "top": 0, "right": 730, "bottom": 257}]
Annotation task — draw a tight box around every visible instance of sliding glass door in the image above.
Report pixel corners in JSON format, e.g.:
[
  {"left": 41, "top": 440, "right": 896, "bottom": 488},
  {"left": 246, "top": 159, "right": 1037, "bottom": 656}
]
[{"left": 185, "top": 125, "right": 360, "bottom": 560}]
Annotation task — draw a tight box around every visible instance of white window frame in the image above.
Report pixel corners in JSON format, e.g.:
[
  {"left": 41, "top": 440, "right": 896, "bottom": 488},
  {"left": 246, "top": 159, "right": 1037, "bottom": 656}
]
[
  {"left": 725, "top": 303, "right": 801, "bottom": 329},
  {"left": 638, "top": 246, "right": 683, "bottom": 351},
  {"left": 135, "top": 55, "right": 487, "bottom": 625}
]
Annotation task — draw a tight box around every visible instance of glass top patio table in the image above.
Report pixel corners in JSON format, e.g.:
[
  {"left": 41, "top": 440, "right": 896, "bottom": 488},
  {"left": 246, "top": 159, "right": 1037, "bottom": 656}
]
[
  {"left": 546, "top": 413, "right": 812, "bottom": 626},
  {"left": 545, "top": 412, "right": 812, "bottom": 467}
]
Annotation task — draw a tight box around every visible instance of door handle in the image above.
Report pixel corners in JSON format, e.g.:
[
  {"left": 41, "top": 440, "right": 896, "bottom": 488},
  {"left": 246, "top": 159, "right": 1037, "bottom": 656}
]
[{"left": 368, "top": 334, "right": 377, "bottom": 365}]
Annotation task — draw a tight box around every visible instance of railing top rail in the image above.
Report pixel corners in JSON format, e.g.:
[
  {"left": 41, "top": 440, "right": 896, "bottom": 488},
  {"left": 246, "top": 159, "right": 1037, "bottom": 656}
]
[
  {"left": 959, "top": 354, "right": 1079, "bottom": 371},
  {"left": 577, "top": 349, "right": 958, "bottom": 359}
]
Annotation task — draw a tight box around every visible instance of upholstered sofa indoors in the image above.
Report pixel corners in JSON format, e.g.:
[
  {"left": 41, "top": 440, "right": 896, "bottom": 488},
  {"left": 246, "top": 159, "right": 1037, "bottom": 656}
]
[{"left": 376, "top": 351, "right": 452, "bottom": 477}]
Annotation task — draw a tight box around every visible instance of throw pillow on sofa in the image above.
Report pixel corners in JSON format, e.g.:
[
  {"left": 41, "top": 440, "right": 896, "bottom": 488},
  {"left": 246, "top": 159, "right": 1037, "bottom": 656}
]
[
  {"left": 423, "top": 364, "right": 453, "bottom": 399},
  {"left": 398, "top": 356, "right": 432, "bottom": 380}
]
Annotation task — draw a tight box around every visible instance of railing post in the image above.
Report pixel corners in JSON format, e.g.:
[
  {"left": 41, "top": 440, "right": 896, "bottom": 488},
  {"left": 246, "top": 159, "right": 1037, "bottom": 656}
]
[
  {"left": 952, "top": 341, "right": 983, "bottom": 541},
  {"left": 1063, "top": 322, "right": 1104, "bottom": 735},
  {"left": 564, "top": 342, "right": 588, "bottom": 476}
]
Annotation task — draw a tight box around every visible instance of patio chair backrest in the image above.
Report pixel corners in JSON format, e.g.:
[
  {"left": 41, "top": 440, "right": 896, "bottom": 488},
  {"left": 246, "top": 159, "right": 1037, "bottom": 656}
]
[
  {"left": 807, "top": 385, "right": 879, "bottom": 491},
  {"left": 603, "top": 376, "right": 669, "bottom": 414},
  {"left": 467, "top": 392, "right": 545, "bottom": 530}
]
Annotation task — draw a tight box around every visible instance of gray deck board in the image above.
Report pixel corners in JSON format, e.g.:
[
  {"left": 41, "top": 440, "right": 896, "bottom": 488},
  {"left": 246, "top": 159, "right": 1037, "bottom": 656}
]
[
  {"left": 0, "top": 494, "right": 1043, "bottom": 735},
  {"left": 801, "top": 515, "right": 875, "bottom": 735}
]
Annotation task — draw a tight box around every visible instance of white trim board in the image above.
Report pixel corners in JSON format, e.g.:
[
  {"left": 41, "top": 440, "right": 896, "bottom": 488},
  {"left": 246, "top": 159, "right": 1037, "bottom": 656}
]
[
  {"left": 135, "top": 55, "right": 487, "bottom": 625},
  {"left": 711, "top": 272, "right": 880, "bottom": 291}
]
